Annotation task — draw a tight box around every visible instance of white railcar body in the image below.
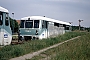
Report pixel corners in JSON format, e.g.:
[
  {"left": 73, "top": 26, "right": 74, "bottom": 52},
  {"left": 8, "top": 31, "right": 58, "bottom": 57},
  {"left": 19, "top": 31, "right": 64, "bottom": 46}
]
[
  {"left": 0, "top": 6, "right": 12, "bottom": 45},
  {"left": 19, "top": 16, "right": 71, "bottom": 40}
]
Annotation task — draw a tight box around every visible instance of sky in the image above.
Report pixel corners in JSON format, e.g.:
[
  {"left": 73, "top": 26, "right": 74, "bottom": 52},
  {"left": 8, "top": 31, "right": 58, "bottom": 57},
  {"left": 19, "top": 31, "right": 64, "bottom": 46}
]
[{"left": 0, "top": 0, "right": 90, "bottom": 27}]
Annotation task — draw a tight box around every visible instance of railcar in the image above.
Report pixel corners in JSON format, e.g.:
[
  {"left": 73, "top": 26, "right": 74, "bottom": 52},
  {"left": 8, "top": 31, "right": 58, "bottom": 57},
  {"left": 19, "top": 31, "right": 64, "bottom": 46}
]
[
  {"left": 19, "top": 16, "right": 71, "bottom": 40},
  {"left": 0, "top": 6, "right": 12, "bottom": 45}
]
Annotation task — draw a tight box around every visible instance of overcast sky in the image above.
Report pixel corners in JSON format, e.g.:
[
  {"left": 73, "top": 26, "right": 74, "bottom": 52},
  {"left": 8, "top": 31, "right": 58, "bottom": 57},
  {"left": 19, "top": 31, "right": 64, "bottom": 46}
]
[{"left": 0, "top": 0, "right": 90, "bottom": 27}]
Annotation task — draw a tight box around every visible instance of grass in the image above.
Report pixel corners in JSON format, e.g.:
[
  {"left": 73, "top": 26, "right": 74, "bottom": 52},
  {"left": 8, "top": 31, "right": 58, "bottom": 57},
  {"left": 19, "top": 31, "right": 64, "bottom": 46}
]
[
  {"left": 0, "top": 31, "right": 87, "bottom": 60},
  {"left": 30, "top": 32, "right": 90, "bottom": 60},
  {"left": 50, "top": 32, "right": 90, "bottom": 60}
]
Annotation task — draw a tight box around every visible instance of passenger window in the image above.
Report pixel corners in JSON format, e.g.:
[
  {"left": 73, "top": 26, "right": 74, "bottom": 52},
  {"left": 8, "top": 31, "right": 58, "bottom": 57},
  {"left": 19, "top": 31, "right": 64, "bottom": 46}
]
[
  {"left": 54, "top": 23, "right": 59, "bottom": 27},
  {"left": 66, "top": 26, "right": 69, "bottom": 30},
  {"left": 65, "top": 25, "right": 69, "bottom": 30},
  {"left": 0, "top": 12, "right": 3, "bottom": 25},
  {"left": 34, "top": 20, "right": 39, "bottom": 28},
  {"left": 5, "top": 13, "right": 9, "bottom": 26}
]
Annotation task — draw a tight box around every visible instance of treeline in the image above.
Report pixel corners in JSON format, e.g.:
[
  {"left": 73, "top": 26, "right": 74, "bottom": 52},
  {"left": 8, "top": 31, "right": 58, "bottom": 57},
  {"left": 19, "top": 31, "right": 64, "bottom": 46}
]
[
  {"left": 9, "top": 17, "right": 19, "bottom": 33},
  {"left": 72, "top": 26, "right": 90, "bottom": 32}
]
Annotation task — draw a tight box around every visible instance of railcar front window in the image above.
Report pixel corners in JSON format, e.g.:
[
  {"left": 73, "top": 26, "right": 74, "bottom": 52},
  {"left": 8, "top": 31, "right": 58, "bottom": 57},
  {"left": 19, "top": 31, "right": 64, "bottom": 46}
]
[
  {"left": 0, "top": 12, "right": 3, "bottom": 25},
  {"left": 20, "top": 20, "right": 24, "bottom": 28},
  {"left": 34, "top": 20, "right": 39, "bottom": 28},
  {"left": 25, "top": 20, "right": 33, "bottom": 28}
]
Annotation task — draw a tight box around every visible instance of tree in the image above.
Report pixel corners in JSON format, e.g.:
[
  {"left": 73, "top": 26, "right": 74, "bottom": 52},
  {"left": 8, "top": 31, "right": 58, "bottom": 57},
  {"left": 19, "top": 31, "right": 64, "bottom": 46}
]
[
  {"left": 85, "top": 27, "right": 90, "bottom": 32},
  {"left": 9, "top": 17, "right": 19, "bottom": 33}
]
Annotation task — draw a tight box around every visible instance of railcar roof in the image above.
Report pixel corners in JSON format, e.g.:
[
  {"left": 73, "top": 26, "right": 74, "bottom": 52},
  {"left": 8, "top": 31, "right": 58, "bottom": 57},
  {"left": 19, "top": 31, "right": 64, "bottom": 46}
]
[
  {"left": 0, "top": 6, "right": 9, "bottom": 13},
  {"left": 21, "top": 16, "right": 71, "bottom": 25}
]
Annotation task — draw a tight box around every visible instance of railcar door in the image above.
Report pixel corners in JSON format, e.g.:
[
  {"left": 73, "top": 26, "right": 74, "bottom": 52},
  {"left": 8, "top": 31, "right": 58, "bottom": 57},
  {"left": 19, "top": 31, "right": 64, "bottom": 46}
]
[
  {"left": 3, "top": 13, "right": 9, "bottom": 45},
  {"left": 42, "top": 20, "right": 48, "bottom": 38},
  {"left": 0, "top": 12, "right": 4, "bottom": 45}
]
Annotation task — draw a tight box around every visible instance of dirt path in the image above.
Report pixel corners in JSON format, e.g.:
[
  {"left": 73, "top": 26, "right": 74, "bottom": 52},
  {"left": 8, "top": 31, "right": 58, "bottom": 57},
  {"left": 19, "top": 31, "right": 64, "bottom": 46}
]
[{"left": 10, "top": 36, "right": 81, "bottom": 60}]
